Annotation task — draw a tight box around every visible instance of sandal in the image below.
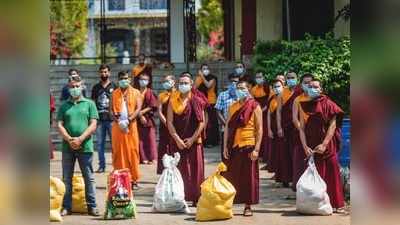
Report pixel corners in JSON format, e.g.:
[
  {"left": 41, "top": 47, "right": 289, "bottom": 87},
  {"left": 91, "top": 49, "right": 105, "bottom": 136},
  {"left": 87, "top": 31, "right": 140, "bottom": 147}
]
[
  {"left": 334, "top": 208, "right": 346, "bottom": 214},
  {"left": 243, "top": 207, "right": 253, "bottom": 216}
]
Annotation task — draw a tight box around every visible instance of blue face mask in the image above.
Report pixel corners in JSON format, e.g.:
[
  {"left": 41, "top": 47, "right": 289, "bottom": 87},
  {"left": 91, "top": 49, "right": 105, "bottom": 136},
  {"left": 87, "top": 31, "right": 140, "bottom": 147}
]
[
  {"left": 236, "top": 89, "right": 249, "bottom": 100},
  {"left": 301, "top": 83, "right": 309, "bottom": 93},
  {"left": 119, "top": 79, "right": 130, "bottom": 89},
  {"left": 69, "top": 87, "right": 82, "bottom": 98},
  {"left": 235, "top": 68, "right": 244, "bottom": 75},
  {"left": 287, "top": 78, "right": 297, "bottom": 87},
  {"left": 308, "top": 88, "right": 321, "bottom": 98},
  {"left": 139, "top": 79, "right": 149, "bottom": 87},
  {"left": 178, "top": 84, "right": 191, "bottom": 94},
  {"left": 255, "top": 78, "right": 264, "bottom": 85},
  {"left": 162, "top": 80, "right": 174, "bottom": 90}
]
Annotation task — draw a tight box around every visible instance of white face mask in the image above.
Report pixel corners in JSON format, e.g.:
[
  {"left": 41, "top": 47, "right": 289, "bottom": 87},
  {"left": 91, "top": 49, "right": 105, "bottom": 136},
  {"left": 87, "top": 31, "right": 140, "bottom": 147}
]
[
  {"left": 202, "top": 69, "right": 210, "bottom": 76},
  {"left": 139, "top": 79, "right": 149, "bottom": 87},
  {"left": 274, "top": 86, "right": 283, "bottom": 95},
  {"left": 178, "top": 84, "right": 191, "bottom": 94}
]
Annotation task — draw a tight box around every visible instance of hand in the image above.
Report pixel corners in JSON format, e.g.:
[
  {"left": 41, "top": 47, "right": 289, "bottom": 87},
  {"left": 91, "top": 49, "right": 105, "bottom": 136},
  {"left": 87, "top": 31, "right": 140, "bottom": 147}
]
[
  {"left": 69, "top": 137, "right": 82, "bottom": 150},
  {"left": 223, "top": 147, "right": 229, "bottom": 160},
  {"left": 268, "top": 130, "right": 274, "bottom": 139},
  {"left": 313, "top": 144, "right": 327, "bottom": 154},
  {"left": 262, "top": 107, "right": 267, "bottom": 112},
  {"left": 129, "top": 113, "right": 136, "bottom": 122},
  {"left": 249, "top": 150, "right": 259, "bottom": 161},
  {"left": 183, "top": 137, "right": 195, "bottom": 149},
  {"left": 176, "top": 138, "right": 187, "bottom": 150},
  {"left": 304, "top": 146, "right": 314, "bottom": 157},
  {"left": 140, "top": 116, "right": 147, "bottom": 125},
  {"left": 277, "top": 128, "right": 284, "bottom": 137}
]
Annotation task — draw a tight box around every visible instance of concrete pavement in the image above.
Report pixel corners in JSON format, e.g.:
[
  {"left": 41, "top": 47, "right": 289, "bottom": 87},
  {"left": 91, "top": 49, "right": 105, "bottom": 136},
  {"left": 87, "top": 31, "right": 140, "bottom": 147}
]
[{"left": 50, "top": 146, "right": 350, "bottom": 225}]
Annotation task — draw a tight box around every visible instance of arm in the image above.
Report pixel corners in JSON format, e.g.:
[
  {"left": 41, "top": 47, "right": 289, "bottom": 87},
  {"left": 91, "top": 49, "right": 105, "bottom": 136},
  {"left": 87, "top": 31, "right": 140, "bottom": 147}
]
[
  {"left": 185, "top": 110, "right": 206, "bottom": 147},
  {"left": 57, "top": 121, "right": 72, "bottom": 142},
  {"left": 299, "top": 110, "right": 313, "bottom": 157},
  {"left": 77, "top": 119, "right": 97, "bottom": 142},
  {"left": 267, "top": 108, "right": 273, "bottom": 138},
  {"left": 167, "top": 102, "right": 186, "bottom": 150},
  {"left": 292, "top": 99, "right": 301, "bottom": 130},
  {"left": 314, "top": 116, "right": 337, "bottom": 154},
  {"left": 158, "top": 102, "right": 167, "bottom": 125},
  {"left": 202, "top": 77, "right": 215, "bottom": 89},
  {"left": 223, "top": 113, "right": 231, "bottom": 159},
  {"left": 216, "top": 110, "right": 226, "bottom": 126},
  {"left": 109, "top": 94, "right": 118, "bottom": 122},
  {"left": 253, "top": 106, "right": 263, "bottom": 153},
  {"left": 129, "top": 94, "right": 142, "bottom": 121},
  {"left": 276, "top": 98, "right": 284, "bottom": 137}
]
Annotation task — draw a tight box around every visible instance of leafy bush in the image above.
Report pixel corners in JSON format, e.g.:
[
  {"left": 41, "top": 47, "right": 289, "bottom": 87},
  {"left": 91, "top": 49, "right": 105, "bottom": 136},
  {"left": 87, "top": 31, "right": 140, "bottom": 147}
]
[{"left": 252, "top": 33, "right": 350, "bottom": 113}]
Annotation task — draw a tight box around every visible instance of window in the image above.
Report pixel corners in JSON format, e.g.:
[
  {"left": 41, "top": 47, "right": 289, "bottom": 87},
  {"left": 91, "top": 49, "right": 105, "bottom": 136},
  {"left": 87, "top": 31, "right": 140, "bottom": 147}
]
[
  {"left": 108, "top": 0, "right": 125, "bottom": 11},
  {"left": 140, "top": 0, "right": 167, "bottom": 10}
]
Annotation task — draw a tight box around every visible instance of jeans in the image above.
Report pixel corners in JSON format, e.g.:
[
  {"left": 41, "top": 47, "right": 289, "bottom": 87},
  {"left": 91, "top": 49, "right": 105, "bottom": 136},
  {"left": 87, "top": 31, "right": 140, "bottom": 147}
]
[
  {"left": 62, "top": 151, "right": 97, "bottom": 210},
  {"left": 96, "top": 120, "right": 112, "bottom": 169}
]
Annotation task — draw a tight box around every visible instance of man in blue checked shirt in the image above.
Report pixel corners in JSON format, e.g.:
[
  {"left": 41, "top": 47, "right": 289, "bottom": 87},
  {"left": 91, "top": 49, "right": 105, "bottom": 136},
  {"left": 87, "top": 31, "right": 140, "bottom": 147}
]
[{"left": 215, "top": 73, "right": 239, "bottom": 160}]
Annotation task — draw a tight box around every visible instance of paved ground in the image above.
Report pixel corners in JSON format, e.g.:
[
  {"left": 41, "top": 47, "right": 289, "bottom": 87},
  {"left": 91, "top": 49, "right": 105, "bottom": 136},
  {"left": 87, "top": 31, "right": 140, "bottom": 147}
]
[{"left": 50, "top": 146, "right": 350, "bottom": 225}]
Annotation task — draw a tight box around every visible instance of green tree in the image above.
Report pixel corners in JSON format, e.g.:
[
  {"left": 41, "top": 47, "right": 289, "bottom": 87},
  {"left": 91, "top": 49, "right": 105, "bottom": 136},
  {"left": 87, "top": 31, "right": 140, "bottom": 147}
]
[
  {"left": 197, "top": 0, "right": 223, "bottom": 41},
  {"left": 50, "top": 0, "right": 88, "bottom": 58}
]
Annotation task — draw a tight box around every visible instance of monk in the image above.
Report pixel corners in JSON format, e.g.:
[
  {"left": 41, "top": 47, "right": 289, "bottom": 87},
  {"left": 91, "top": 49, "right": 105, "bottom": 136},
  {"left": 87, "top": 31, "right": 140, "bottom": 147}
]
[
  {"left": 250, "top": 72, "right": 270, "bottom": 165},
  {"left": 131, "top": 54, "right": 153, "bottom": 88},
  {"left": 137, "top": 73, "right": 158, "bottom": 164},
  {"left": 291, "top": 73, "right": 314, "bottom": 191},
  {"left": 234, "top": 62, "right": 252, "bottom": 84},
  {"left": 222, "top": 80, "right": 262, "bottom": 216},
  {"left": 276, "top": 74, "right": 286, "bottom": 86},
  {"left": 157, "top": 74, "right": 176, "bottom": 174},
  {"left": 266, "top": 79, "right": 291, "bottom": 187},
  {"left": 194, "top": 63, "right": 219, "bottom": 146},
  {"left": 299, "top": 79, "right": 345, "bottom": 213},
  {"left": 167, "top": 72, "right": 206, "bottom": 206},
  {"left": 110, "top": 71, "right": 142, "bottom": 189}
]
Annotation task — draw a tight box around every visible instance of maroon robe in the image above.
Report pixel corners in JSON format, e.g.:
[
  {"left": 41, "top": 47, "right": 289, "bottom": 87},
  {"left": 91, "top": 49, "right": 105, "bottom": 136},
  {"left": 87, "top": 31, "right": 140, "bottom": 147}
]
[
  {"left": 197, "top": 74, "right": 219, "bottom": 146},
  {"left": 300, "top": 95, "right": 345, "bottom": 209},
  {"left": 169, "top": 92, "right": 206, "bottom": 202},
  {"left": 157, "top": 95, "right": 171, "bottom": 174},
  {"left": 138, "top": 88, "right": 158, "bottom": 163},
  {"left": 223, "top": 98, "right": 259, "bottom": 204},
  {"left": 252, "top": 85, "right": 270, "bottom": 163}
]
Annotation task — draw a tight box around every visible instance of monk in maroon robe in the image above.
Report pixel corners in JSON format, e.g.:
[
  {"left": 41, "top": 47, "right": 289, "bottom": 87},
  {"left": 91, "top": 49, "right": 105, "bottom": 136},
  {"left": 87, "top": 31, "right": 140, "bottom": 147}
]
[
  {"left": 131, "top": 54, "right": 153, "bottom": 89},
  {"left": 137, "top": 73, "right": 158, "bottom": 164},
  {"left": 250, "top": 72, "right": 270, "bottom": 166},
  {"left": 291, "top": 73, "right": 314, "bottom": 191},
  {"left": 156, "top": 74, "right": 176, "bottom": 174},
  {"left": 222, "top": 80, "right": 262, "bottom": 216},
  {"left": 194, "top": 64, "right": 219, "bottom": 146},
  {"left": 299, "top": 79, "right": 345, "bottom": 212},
  {"left": 167, "top": 72, "right": 206, "bottom": 205}
]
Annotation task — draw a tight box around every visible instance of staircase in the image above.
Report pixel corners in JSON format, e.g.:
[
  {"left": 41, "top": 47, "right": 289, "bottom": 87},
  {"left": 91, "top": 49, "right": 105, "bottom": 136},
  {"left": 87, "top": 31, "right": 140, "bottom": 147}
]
[{"left": 50, "top": 62, "right": 237, "bottom": 150}]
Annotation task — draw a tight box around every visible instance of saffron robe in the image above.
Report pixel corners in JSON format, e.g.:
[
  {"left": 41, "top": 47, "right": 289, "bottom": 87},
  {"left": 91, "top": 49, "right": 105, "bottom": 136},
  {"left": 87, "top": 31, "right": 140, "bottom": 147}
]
[{"left": 111, "top": 86, "right": 141, "bottom": 182}]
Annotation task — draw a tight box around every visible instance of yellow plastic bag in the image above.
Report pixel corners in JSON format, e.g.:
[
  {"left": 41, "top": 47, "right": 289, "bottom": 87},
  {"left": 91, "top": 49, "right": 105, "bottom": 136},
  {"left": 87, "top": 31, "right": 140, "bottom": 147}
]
[
  {"left": 196, "top": 162, "right": 236, "bottom": 221},
  {"left": 72, "top": 175, "right": 87, "bottom": 213},
  {"left": 50, "top": 176, "right": 65, "bottom": 222}
]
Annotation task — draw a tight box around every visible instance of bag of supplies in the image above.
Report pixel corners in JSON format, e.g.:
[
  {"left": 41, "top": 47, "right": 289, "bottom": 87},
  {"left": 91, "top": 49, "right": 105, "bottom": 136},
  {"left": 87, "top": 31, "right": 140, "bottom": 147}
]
[
  {"left": 296, "top": 156, "right": 333, "bottom": 215},
  {"left": 104, "top": 169, "right": 137, "bottom": 219},
  {"left": 196, "top": 162, "right": 236, "bottom": 221},
  {"left": 152, "top": 153, "right": 189, "bottom": 213},
  {"left": 71, "top": 175, "right": 87, "bottom": 213},
  {"left": 49, "top": 176, "right": 65, "bottom": 222}
]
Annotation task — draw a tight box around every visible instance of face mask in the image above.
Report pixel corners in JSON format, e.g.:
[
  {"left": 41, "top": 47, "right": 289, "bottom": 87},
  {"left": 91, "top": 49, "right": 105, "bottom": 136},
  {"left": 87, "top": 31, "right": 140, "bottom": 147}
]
[
  {"left": 162, "top": 81, "right": 173, "bottom": 90},
  {"left": 235, "top": 68, "right": 244, "bottom": 75},
  {"left": 236, "top": 89, "right": 249, "bottom": 100},
  {"left": 287, "top": 78, "right": 297, "bottom": 87},
  {"left": 255, "top": 78, "right": 264, "bottom": 85},
  {"left": 119, "top": 79, "right": 130, "bottom": 89},
  {"left": 69, "top": 87, "right": 82, "bottom": 98},
  {"left": 100, "top": 76, "right": 108, "bottom": 82},
  {"left": 308, "top": 88, "right": 321, "bottom": 98},
  {"left": 178, "top": 84, "right": 191, "bottom": 94},
  {"left": 139, "top": 79, "right": 149, "bottom": 87},
  {"left": 274, "top": 86, "right": 283, "bottom": 95},
  {"left": 302, "top": 83, "right": 309, "bottom": 93},
  {"left": 202, "top": 69, "right": 210, "bottom": 76}
]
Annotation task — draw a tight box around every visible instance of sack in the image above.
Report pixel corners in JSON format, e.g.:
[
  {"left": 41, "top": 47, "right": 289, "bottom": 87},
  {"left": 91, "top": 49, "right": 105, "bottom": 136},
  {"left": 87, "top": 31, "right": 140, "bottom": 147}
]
[
  {"left": 296, "top": 156, "right": 333, "bottom": 215},
  {"left": 49, "top": 176, "right": 65, "bottom": 222},
  {"left": 71, "top": 176, "right": 87, "bottom": 213},
  {"left": 104, "top": 169, "right": 137, "bottom": 219},
  {"left": 196, "top": 162, "right": 236, "bottom": 221},
  {"left": 152, "top": 153, "right": 189, "bottom": 213}
]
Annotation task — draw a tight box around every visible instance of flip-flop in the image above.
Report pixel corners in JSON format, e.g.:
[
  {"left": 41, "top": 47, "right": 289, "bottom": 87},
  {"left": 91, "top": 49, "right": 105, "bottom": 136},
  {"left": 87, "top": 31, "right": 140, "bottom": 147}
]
[{"left": 243, "top": 207, "right": 253, "bottom": 217}]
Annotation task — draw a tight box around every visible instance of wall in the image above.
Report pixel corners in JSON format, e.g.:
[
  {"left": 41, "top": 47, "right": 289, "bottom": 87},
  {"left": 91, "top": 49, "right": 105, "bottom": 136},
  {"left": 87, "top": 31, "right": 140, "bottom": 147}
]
[
  {"left": 256, "top": 0, "right": 282, "bottom": 42},
  {"left": 170, "top": 0, "right": 185, "bottom": 63},
  {"left": 334, "top": 0, "right": 350, "bottom": 37}
]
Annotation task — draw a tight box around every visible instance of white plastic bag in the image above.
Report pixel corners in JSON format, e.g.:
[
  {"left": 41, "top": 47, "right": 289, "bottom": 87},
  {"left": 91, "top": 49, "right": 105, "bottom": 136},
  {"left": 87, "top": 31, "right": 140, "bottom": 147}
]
[
  {"left": 296, "top": 156, "right": 333, "bottom": 215},
  {"left": 118, "top": 98, "right": 129, "bottom": 133},
  {"left": 152, "top": 153, "right": 189, "bottom": 213}
]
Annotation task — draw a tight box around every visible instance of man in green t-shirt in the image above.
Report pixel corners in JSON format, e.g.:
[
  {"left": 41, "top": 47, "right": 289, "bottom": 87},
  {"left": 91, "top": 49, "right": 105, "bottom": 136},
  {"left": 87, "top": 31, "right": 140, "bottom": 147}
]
[{"left": 57, "top": 75, "right": 100, "bottom": 217}]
